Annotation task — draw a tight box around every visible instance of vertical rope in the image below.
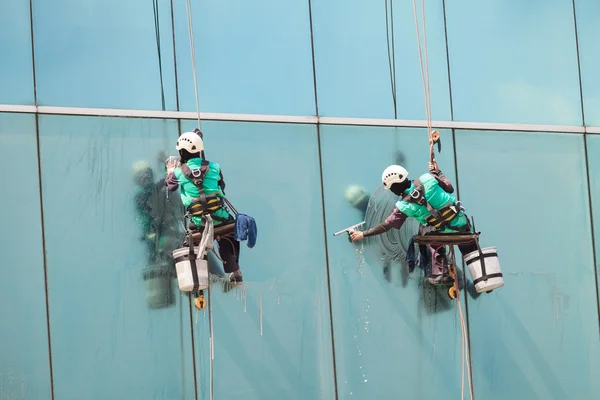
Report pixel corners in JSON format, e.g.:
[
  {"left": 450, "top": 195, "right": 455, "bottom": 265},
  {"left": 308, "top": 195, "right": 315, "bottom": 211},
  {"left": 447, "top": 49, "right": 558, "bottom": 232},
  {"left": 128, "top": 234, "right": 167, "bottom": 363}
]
[
  {"left": 185, "top": 0, "right": 202, "bottom": 128},
  {"left": 411, "top": 0, "right": 434, "bottom": 157},
  {"left": 208, "top": 282, "right": 214, "bottom": 400},
  {"left": 183, "top": 5, "right": 210, "bottom": 399},
  {"left": 420, "top": 0, "right": 432, "bottom": 135},
  {"left": 457, "top": 299, "right": 474, "bottom": 400},
  {"left": 152, "top": 0, "right": 167, "bottom": 110},
  {"left": 385, "top": 0, "right": 398, "bottom": 118}
]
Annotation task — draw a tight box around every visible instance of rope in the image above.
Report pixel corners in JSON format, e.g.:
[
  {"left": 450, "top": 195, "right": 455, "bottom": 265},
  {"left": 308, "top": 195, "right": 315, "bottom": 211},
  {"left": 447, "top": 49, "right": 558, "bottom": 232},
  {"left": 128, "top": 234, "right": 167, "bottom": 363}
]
[
  {"left": 152, "top": 0, "right": 166, "bottom": 110},
  {"left": 184, "top": 0, "right": 202, "bottom": 128},
  {"left": 411, "top": 0, "right": 434, "bottom": 161},
  {"left": 183, "top": 6, "right": 209, "bottom": 397},
  {"left": 457, "top": 299, "right": 474, "bottom": 400},
  {"left": 411, "top": 6, "right": 471, "bottom": 396},
  {"left": 384, "top": 0, "right": 398, "bottom": 118}
]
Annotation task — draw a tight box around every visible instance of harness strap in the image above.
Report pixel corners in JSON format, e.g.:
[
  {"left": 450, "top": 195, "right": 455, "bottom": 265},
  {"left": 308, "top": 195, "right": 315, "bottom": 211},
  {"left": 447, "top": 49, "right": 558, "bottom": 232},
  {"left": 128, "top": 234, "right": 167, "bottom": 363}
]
[
  {"left": 187, "top": 230, "right": 200, "bottom": 291},
  {"left": 402, "top": 177, "right": 466, "bottom": 232},
  {"left": 181, "top": 160, "right": 228, "bottom": 219}
]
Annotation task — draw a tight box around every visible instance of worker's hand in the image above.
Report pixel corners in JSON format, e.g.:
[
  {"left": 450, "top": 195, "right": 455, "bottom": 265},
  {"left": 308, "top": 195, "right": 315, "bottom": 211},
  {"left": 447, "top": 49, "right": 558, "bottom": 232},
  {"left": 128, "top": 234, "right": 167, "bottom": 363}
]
[
  {"left": 349, "top": 230, "right": 364, "bottom": 241},
  {"left": 165, "top": 156, "right": 180, "bottom": 174},
  {"left": 429, "top": 160, "right": 439, "bottom": 172}
]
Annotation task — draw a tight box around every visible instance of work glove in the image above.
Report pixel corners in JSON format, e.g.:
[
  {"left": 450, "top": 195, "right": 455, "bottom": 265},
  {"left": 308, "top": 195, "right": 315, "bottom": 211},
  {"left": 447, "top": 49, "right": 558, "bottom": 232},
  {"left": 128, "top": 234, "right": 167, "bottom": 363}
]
[{"left": 165, "top": 156, "right": 180, "bottom": 174}]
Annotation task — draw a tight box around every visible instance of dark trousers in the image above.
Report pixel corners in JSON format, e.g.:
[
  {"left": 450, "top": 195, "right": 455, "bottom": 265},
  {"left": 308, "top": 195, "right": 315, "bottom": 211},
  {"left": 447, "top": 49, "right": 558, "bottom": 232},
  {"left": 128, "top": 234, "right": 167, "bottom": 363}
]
[
  {"left": 430, "top": 241, "right": 478, "bottom": 275},
  {"left": 187, "top": 221, "right": 241, "bottom": 274},
  {"left": 216, "top": 236, "right": 241, "bottom": 274}
]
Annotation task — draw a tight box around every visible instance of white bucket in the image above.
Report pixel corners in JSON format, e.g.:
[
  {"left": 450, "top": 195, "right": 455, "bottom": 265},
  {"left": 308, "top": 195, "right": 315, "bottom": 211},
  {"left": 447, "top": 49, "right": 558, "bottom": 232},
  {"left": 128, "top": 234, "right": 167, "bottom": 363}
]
[
  {"left": 172, "top": 246, "right": 209, "bottom": 292},
  {"left": 464, "top": 246, "right": 504, "bottom": 293}
]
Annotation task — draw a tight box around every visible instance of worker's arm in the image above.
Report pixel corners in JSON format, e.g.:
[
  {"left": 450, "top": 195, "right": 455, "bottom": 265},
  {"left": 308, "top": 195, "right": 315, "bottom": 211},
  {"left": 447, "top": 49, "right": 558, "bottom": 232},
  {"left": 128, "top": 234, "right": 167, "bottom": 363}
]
[
  {"left": 351, "top": 208, "right": 408, "bottom": 241},
  {"left": 165, "top": 172, "right": 179, "bottom": 192},
  {"left": 218, "top": 170, "right": 226, "bottom": 193},
  {"left": 431, "top": 170, "right": 454, "bottom": 193},
  {"left": 429, "top": 161, "right": 455, "bottom": 194}
]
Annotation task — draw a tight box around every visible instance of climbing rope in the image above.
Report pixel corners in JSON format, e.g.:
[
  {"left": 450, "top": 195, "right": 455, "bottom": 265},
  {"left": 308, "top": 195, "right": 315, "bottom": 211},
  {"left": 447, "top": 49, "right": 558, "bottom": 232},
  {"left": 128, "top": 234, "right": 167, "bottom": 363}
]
[
  {"left": 384, "top": 0, "right": 398, "bottom": 118},
  {"left": 411, "top": 0, "right": 435, "bottom": 163},
  {"left": 184, "top": 0, "right": 202, "bottom": 129},
  {"left": 152, "top": 0, "right": 167, "bottom": 110},
  {"left": 183, "top": 3, "right": 212, "bottom": 400},
  {"left": 410, "top": 3, "right": 473, "bottom": 397},
  {"left": 457, "top": 299, "right": 473, "bottom": 400}
]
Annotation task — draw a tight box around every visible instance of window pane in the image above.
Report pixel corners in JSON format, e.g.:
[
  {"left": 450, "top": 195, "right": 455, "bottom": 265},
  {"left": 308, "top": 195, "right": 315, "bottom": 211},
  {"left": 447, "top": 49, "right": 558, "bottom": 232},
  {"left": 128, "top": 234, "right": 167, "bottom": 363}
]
[
  {"left": 0, "top": 113, "right": 51, "bottom": 399},
  {"left": 38, "top": 116, "right": 194, "bottom": 399},
  {"left": 446, "top": 0, "right": 582, "bottom": 125},
  {"left": 574, "top": 0, "right": 600, "bottom": 126},
  {"left": 173, "top": 1, "right": 316, "bottom": 116},
  {"left": 0, "top": 3, "right": 34, "bottom": 104},
  {"left": 32, "top": 0, "right": 177, "bottom": 110},
  {"left": 311, "top": 0, "right": 451, "bottom": 120},
  {"left": 178, "top": 120, "right": 336, "bottom": 398},
  {"left": 455, "top": 130, "right": 600, "bottom": 398},
  {"left": 320, "top": 125, "right": 465, "bottom": 398},
  {"left": 587, "top": 135, "right": 600, "bottom": 298}
]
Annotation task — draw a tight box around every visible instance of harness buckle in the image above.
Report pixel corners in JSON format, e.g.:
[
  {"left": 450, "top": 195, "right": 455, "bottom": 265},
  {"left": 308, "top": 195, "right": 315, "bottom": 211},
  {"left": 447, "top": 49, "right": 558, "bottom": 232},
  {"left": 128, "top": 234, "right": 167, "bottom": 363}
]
[
  {"left": 410, "top": 189, "right": 426, "bottom": 205},
  {"left": 191, "top": 168, "right": 202, "bottom": 178}
]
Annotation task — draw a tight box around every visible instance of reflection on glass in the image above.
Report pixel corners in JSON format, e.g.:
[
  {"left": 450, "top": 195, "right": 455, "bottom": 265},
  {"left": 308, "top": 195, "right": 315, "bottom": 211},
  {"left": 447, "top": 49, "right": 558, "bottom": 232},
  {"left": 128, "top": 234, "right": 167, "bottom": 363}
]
[
  {"left": 321, "top": 126, "right": 466, "bottom": 398},
  {"left": 38, "top": 116, "right": 194, "bottom": 399},
  {"left": 132, "top": 154, "right": 184, "bottom": 309},
  {"left": 343, "top": 150, "right": 412, "bottom": 282}
]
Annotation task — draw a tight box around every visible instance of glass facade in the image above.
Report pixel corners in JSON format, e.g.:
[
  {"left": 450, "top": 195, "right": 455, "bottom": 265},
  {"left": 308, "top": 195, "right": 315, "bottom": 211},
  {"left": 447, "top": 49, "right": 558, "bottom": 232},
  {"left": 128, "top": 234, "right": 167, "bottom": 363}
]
[{"left": 0, "top": 1, "right": 599, "bottom": 399}]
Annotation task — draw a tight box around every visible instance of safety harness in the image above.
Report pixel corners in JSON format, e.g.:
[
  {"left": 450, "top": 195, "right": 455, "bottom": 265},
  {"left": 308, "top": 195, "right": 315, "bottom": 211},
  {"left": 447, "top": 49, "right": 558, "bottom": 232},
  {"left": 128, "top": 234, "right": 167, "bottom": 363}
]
[
  {"left": 402, "top": 178, "right": 467, "bottom": 232},
  {"left": 178, "top": 160, "right": 231, "bottom": 292},
  {"left": 180, "top": 160, "right": 230, "bottom": 224}
]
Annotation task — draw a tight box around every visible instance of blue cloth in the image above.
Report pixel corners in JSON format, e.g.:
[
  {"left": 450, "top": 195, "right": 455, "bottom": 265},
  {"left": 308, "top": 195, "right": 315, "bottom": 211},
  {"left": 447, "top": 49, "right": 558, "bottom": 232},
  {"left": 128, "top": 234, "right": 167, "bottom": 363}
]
[{"left": 234, "top": 214, "right": 257, "bottom": 248}]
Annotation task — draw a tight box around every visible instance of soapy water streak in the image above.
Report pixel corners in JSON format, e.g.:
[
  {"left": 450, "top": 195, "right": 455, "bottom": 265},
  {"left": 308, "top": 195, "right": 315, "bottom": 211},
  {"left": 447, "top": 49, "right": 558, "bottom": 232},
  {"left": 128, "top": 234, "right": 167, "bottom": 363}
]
[{"left": 361, "top": 184, "right": 420, "bottom": 267}]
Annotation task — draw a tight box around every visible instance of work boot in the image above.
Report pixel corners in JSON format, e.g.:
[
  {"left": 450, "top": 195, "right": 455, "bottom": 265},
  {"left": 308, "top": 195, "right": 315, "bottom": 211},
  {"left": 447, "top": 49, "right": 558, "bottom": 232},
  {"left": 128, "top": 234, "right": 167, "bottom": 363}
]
[
  {"left": 427, "top": 273, "right": 454, "bottom": 286},
  {"left": 229, "top": 269, "right": 243, "bottom": 283},
  {"left": 222, "top": 270, "right": 243, "bottom": 293}
]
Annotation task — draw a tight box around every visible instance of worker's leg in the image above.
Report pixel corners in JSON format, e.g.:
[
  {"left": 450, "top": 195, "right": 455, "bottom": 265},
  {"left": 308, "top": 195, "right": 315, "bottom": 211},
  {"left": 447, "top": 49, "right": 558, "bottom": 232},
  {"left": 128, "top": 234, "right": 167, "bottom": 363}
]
[
  {"left": 429, "top": 245, "right": 445, "bottom": 275},
  {"left": 217, "top": 236, "right": 242, "bottom": 282},
  {"left": 426, "top": 245, "right": 453, "bottom": 285}
]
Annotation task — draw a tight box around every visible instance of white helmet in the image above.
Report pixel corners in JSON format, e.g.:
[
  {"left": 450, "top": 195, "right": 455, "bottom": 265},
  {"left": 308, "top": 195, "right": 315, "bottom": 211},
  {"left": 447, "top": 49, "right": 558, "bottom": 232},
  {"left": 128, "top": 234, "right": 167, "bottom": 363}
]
[
  {"left": 176, "top": 131, "right": 204, "bottom": 153},
  {"left": 381, "top": 165, "right": 408, "bottom": 189}
]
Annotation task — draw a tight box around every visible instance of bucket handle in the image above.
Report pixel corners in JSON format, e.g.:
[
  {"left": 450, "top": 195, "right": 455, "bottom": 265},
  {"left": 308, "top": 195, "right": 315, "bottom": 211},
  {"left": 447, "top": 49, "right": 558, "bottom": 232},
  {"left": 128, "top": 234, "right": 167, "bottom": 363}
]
[
  {"left": 188, "top": 230, "right": 201, "bottom": 292},
  {"left": 471, "top": 216, "right": 488, "bottom": 282}
]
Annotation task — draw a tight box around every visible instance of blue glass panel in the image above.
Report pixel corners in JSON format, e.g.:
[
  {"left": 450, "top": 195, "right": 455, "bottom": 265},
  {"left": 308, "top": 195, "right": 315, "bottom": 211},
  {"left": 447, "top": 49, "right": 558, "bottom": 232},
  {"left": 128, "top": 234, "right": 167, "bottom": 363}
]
[
  {"left": 38, "top": 116, "right": 194, "bottom": 399},
  {"left": 177, "top": 121, "right": 335, "bottom": 399},
  {"left": 446, "top": 0, "right": 582, "bottom": 125},
  {"left": 311, "top": 0, "right": 451, "bottom": 120},
  {"left": 455, "top": 130, "right": 600, "bottom": 399},
  {"left": 574, "top": 0, "right": 600, "bottom": 126},
  {"left": 587, "top": 135, "right": 600, "bottom": 300},
  {"left": 173, "top": 1, "right": 315, "bottom": 116},
  {"left": 32, "top": 0, "right": 177, "bottom": 110},
  {"left": 320, "top": 125, "right": 469, "bottom": 398},
  {"left": 0, "top": 113, "right": 51, "bottom": 399},
  {"left": 0, "top": 2, "right": 34, "bottom": 104}
]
